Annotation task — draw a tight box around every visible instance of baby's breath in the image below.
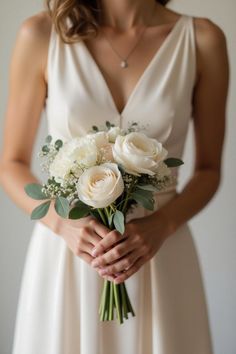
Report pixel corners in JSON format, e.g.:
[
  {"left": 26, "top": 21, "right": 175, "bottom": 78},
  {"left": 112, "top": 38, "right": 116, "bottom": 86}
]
[
  {"left": 37, "top": 139, "right": 60, "bottom": 175},
  {"left": 42, "top": 177, "right": 78, "bottom": 200}
]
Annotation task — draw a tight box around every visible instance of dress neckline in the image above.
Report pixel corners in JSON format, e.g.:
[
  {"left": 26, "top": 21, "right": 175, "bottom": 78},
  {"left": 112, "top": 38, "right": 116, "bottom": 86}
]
[{"left": 80, "top": 14, "right": 186, "bottom": 117}]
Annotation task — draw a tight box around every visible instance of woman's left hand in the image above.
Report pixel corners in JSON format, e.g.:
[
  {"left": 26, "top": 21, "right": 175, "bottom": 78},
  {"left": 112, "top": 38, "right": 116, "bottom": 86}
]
[{"left": 90, "top": 211, "right": 171, "bottom": 284}]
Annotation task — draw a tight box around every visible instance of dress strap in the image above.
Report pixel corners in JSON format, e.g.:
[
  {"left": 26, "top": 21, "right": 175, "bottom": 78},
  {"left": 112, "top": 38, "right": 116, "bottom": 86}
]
[{"left": 46, "top": 21, "right": 57, "bottom": 95}]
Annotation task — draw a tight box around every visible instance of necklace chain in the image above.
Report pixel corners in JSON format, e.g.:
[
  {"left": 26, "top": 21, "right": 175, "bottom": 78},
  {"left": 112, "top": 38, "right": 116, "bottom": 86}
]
[{"left": 101, "top": 2, "right": 157, "bottom": 69}]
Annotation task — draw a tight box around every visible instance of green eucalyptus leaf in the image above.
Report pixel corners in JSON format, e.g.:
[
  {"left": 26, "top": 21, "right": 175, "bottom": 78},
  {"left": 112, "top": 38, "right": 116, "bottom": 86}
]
[
  {"left": 113, "top": 210, "right": 125, "bottom": 235},
  {"left": 105, "top": 121, "right": 111, "bottom": 128},
  {"left": 55, "top": 196, "right": 70, "bottom": 218},
  {"left": 25, "top": 183, "right": 48, "bottom": 200},
  {"left": 92, "top": 125, "right": 99, "bottom": 132},
  {"left": 75, "top": 200, "right": 89, "bottom": 208},
  {"left": 89, "top": 209, "right": 101, "bottom": 220},
  {"left": 31, "top": 201, "right": 51, "bottom": 220},
  {"left": 45, "top": 135, "right": 52, "bottom": 143},
  {"left": 164, "top": 158, "right": 184, "bottom": 167},
  {"left": 133, "top": 188, "right": 153, "bottom": 199},
  {"left": 42, "top": 145, "right": 50, "bottom": 153},
  {"left": 69, "top": 206, "right": 90, "bottom": 219},
  {"left": 131, "top": 192, "right": 154, "bottom": 211},
  {"left": 136, "top": 184, "right": 158, "bottom": 192},
  {"left": 55, "top": 139, "right": 63, "bottom": 150}
]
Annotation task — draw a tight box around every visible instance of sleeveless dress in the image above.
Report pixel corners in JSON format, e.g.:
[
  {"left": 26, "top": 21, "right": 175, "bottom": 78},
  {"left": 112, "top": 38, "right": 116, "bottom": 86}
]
[{"left": 12, "top": 14, "right": 214, "bottom": 354}]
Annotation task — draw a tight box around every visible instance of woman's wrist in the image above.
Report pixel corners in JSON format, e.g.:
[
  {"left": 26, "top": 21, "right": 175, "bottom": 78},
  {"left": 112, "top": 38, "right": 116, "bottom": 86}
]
[
  {"left": 151, "top": 169, "right": 221, "bottom": 241},
  {"left": 40, "top": 201, "right": 62, "bottom": 236},
  {"left": 150, "top": 206, "right": 178, "bottom": 242}
]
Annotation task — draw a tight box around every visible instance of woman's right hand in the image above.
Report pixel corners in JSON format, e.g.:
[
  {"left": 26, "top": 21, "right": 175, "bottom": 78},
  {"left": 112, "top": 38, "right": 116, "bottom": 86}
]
[{"left": 55, "top": 214, "right": 110, "bottom": 265}]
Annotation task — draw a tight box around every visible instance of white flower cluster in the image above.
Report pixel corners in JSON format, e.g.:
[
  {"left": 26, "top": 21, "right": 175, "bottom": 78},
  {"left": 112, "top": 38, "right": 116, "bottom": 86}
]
[{"left": 44, "top": 125, "right": 173, "bottom": 208}]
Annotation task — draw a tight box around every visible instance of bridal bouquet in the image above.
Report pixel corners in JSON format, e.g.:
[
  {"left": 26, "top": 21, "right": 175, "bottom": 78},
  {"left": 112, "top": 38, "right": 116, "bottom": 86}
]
[{"left": 25, "top": 121, "right": 183, "bottom": 324}]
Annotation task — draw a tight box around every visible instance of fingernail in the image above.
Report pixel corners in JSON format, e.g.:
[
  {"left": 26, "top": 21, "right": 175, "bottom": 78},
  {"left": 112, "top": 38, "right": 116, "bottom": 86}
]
[{"left": 99, "top": 269, "right": 108, "bottom": 275}]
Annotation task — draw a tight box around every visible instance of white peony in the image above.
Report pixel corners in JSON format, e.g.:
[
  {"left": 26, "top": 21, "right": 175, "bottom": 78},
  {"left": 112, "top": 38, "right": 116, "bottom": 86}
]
[
  {"left": 49, "top": 148, "right": 75, "bottom": 184},
  {"left": 76, "top": 163, "right": 124, "bottom": 208},
  {"left": 112, "top": 132, "right": 168, "bottom": 176},
  {"left": 49, "top": 137, "right": 99, "bottom": 183},
  {"left": 107, "top": 127, "right": 125, "bottom": 143}
]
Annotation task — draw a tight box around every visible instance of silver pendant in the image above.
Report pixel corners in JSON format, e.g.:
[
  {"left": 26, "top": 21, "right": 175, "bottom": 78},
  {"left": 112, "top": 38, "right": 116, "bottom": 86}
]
[{"left": 120, "top": 60, "right": 128, "bottom": 69}]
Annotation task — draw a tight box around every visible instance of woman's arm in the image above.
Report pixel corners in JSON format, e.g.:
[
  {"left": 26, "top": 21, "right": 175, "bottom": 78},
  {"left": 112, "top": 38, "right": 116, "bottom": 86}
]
[
  {"left": 0, "top": 12, "right": 109, "bottom": 266},
  {"left": 155, "top": 17, "right": 229, "bottom": 235},
  {"left": 89, "top": 18, "right": 230, "bottom": 284},
  {"left": 0, "top": 12, "right": 60, "bottom": 231}
]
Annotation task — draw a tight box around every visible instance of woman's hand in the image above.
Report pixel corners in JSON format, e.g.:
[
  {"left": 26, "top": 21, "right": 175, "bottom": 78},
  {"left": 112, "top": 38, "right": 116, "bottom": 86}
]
[
  {"left": 56, "top": 215, "right": 110, "bottom": 266},
  {"left": 90, "top": 211, "right": 171, "bottom": 284}
]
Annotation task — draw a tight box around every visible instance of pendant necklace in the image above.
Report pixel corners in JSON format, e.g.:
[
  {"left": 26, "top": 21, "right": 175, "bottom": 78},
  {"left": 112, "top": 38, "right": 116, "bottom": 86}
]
[{"left": 101, "top": 2, "right": 157, "bottom": 69}]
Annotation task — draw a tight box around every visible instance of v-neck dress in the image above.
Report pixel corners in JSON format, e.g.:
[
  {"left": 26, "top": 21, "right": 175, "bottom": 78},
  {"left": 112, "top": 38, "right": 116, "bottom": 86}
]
[{"left": 12, "top": 14, "right": 214, "bottom": 354}]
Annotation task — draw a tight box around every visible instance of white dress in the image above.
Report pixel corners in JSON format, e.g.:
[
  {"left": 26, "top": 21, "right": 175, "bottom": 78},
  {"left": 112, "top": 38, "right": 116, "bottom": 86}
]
[{"left": 12, "top": 14, "right": 214, "bottom": 354}]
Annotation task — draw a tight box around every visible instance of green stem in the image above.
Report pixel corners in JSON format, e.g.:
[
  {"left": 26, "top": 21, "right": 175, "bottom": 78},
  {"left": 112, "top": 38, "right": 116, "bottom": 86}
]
[
  {"left": 121, "top": 196, "right": 129, "bottom": 214},
  {"left": 110, "top": 203, "right": 116, "bottom": 213},
  {"left": 109, "top": 282, "right": 114, "bottom": 320},
  {"left": 120, "top": 187, "right": 135, "bottom": 213},
  {"left": 118, "top": 284, "right": 123, "bottom": 320},
  {"left": 120, "top": 283, "right": 128, "bottom": 319},
  {"left": 97, "top": 208, "right": 108, "bottom": 227},
  {"left": 104, "top": 281, "right": 110, "bottom": 321},
  {"left": 113, "top": 283, "right": 123, "bottom": 324},
  {"left": 104, "top": 207, "right": 110, "bottom": 220},
  {"left": 99, "top": 280, "right": 107, "bottom": 315},
  {"left": 101, "top": 280, "right": 109, "bottom": 321},
  {"left": 123, "top": 282, "right": 135, "bottom": 317},
  {"left": 115, "top": 194, "right": 128, "bottom": 210}
]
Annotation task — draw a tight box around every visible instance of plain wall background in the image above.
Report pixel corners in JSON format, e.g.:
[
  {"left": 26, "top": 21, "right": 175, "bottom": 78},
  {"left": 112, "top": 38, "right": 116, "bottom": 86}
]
[{"left": 0, "top": 1, "right": 235, "bottom": 353}]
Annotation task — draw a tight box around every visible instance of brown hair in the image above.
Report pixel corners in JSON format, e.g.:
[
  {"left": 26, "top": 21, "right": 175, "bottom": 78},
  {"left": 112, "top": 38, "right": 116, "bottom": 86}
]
[{"left": 46, "top": 0, "right": 171, "bottom": 44}]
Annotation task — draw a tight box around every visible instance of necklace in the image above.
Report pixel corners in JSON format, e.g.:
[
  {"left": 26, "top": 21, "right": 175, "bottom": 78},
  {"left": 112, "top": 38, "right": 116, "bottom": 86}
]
[{"left": 101, "top": 2, "right": 157, "bottom": 69}]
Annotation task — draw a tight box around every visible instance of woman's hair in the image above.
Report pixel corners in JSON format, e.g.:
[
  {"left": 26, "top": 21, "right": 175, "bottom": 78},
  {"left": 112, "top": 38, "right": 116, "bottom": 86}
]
[{"left": 46, "top": 0, "right": 171, "bottom": 43}]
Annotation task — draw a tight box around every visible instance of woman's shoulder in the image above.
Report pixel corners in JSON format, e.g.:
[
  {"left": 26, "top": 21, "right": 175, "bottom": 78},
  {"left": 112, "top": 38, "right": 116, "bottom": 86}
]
[
  {"left": 13, "top": 11, "right": 52, "bottom": 82},
  {"left": 17, "top": 10, "right": 52, "bottom": 44},
  {"left": 164, "top": 7, "right": 226, "bottom": 45},
  {"left": 192, "top": 15, "right": 227, "bottom": 48},
  {"left": 191, "top": 15, "right": 228, "bottom": 78}
]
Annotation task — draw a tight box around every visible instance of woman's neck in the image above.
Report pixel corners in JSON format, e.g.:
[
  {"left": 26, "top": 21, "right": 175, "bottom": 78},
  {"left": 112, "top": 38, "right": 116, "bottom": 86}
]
[{"left": 99, "top": 0, "right": 159, "bottom": 30}]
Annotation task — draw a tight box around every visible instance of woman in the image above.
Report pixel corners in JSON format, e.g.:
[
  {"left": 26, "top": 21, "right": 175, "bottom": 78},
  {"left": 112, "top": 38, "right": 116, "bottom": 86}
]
[{"left": 0, "top": 0, "right": 229, "bottom": 353}]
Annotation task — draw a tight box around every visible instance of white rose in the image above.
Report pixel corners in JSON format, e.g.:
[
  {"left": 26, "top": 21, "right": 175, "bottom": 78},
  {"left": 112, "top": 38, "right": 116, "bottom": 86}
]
[
  {"left": 107, "top": 127, "right": 125, "bottom": 143},
  {"left": 49, "top": 137, "right": 98, "bottom": 183},
  {"left": 112, "top": 132, "right": 168, "bottom": 176},
  {"left": 76, "top": 163, "right": 124, "bottom": 208}
]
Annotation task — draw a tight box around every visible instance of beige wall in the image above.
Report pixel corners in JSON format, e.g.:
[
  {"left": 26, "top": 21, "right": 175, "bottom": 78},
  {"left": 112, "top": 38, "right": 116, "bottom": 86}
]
[{"left": 0, "top": 1, "right": 235, "bottom": 353}]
